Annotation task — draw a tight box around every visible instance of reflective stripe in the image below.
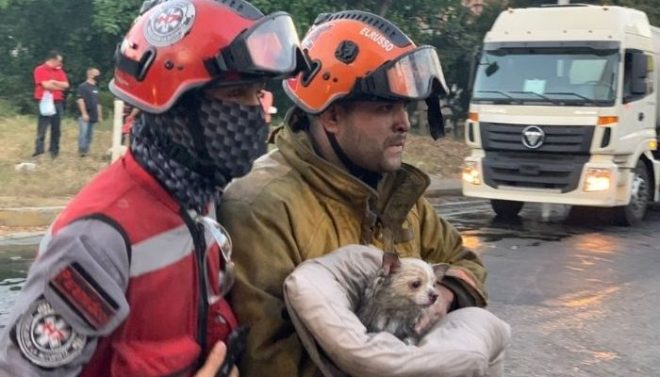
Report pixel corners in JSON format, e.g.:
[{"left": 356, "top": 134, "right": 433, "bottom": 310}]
[{"left": 130, "top": 224, "right": 193, "bottom": 277}]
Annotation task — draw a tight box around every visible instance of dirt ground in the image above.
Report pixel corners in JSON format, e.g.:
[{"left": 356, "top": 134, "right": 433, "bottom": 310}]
[{"left": 403, "top": 133, "right": 469, "bottom": 178}]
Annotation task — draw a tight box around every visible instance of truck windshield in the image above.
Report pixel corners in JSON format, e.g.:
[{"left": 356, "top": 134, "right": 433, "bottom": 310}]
[{"left": 472, "top": 48, "right": 619, "bottom": 106}]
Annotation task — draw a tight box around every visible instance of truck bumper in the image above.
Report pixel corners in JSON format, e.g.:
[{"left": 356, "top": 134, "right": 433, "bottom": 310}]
[{"left": 462, "top": 156, "right": 631, "bottom": 207}]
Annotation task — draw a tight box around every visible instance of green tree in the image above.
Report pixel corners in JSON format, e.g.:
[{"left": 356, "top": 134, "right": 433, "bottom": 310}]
[
  {"left": 0, "top": 0, "right": 503, "bottom": 118},
  {"left": 0, "top": 0, "right": 141, "bottom": 113}
]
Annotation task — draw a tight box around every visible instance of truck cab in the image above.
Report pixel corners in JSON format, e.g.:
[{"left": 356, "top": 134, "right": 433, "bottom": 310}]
[{"left": 463, "top": 4, "right": 660, "bottom": 225}]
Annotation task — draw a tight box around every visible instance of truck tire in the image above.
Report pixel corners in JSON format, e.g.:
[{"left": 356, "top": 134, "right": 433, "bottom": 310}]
[
  {"left": 613, "top": 160, "right": 650, "bottom": 226},
  {"left": 491, "top": 199, "right": 524, "bottom": 218}
]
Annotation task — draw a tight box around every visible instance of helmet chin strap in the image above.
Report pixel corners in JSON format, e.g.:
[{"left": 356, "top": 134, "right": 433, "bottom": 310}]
[
  {"left": 426, "top": 93, "right": 445, "bottom": 140},
  {"left": 324, "top": 129, "right": 382, "bottom": 190}
]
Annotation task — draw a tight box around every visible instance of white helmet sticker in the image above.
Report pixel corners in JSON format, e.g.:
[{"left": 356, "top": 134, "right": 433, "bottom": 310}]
[
  {"left": 16, "top": 299, "right": 87, "bottom": 368},
  {"left": 145, "top": 0, "right": 196, "bottom": 47}
]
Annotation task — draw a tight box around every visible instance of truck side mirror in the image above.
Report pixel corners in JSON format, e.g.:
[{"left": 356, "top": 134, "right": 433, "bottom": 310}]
[
  {"left": 631, "top": 53, "right": 648, "bottom": 95},
  {"left": 485, "top": 62, "right": 499, "bottom": 77}
]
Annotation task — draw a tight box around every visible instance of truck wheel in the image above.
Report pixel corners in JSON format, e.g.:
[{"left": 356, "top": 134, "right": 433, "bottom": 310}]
[
  {"left": 491, "top": 200, "right": 524, "bottom": 218},
  {"left": 613, "top": 161, "right": 650, "bottom": 226}
]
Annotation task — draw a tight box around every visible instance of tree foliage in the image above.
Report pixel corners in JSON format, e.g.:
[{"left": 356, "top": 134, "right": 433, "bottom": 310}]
[{"left": 2, "top": 0, "right": 658, "bottom": 117}]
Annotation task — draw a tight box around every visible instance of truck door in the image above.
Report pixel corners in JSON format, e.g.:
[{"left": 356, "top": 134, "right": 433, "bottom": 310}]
[{"left": 620, "top": 50, "right": 655, "bottom": 141}]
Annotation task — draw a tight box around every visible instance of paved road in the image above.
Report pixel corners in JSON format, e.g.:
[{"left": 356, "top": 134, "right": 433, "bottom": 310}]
[{"left": 431, "top": 197, "right": 660, "bottom": 377}]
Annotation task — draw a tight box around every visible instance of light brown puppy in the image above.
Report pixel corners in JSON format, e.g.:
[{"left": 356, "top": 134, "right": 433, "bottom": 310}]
[{"left": 357, "top": 252, "right": 450, "bottom": 344}]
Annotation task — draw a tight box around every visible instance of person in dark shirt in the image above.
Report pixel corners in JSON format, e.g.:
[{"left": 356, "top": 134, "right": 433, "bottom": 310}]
[{"left": 76, "top": 68, "right": 102, "bottom": 157}]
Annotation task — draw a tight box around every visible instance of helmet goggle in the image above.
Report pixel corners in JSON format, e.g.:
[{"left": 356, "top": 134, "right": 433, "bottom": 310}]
[
  {"left": 216, "top": 12, "right": 304, "bottom": 79},
  {"left": 356, "top": 46, "right": 448, "bottom": 101}
]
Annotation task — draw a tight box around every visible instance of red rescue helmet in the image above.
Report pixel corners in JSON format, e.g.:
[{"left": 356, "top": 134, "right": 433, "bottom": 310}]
[
  {"left": 284, "top": 10, "right": 448, "bottom": 114},
  {"left": 110, "top": 0, "right": 305, "bottom": 113}
]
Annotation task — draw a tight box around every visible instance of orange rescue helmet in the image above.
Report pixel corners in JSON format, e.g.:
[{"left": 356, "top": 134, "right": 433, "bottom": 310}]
[
  {"left": 110, "top": 0, "right": 305, "bottom": 114},
  {"left": 283, "top": 10, "right": 449, "bottom": 114}
]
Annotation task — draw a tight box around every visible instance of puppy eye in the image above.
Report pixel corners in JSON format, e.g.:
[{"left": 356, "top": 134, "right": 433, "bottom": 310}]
[{"left": 410, "top": 280, "right": 422, "bottom": 289}]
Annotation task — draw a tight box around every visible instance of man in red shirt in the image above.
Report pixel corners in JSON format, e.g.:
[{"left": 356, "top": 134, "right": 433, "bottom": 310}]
[{"left": 33, "top": 50, "right": 69, "bottom": 158}]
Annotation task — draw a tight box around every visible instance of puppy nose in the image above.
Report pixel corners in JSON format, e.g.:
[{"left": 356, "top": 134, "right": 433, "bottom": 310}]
[{"left": 429, "top": 292, "right": 439, "bottom": 304}]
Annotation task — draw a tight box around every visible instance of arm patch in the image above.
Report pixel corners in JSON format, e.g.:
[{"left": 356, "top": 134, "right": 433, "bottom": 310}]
[
  {"left": 15, "top": 298, "right": 87, "bottom": 368},
  {"left": 49, "top": 263, "right": 119, "bottom": 330}
]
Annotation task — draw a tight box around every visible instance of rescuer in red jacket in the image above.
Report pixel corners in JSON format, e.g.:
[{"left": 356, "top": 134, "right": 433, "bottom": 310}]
[{"left": 0, "top": 0, "right": 306, "bottom": 376}]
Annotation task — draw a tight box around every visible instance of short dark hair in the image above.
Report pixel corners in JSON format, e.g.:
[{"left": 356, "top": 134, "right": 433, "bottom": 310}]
[{"left": 46, "top": 50, "right": 61, "bottom": 60}]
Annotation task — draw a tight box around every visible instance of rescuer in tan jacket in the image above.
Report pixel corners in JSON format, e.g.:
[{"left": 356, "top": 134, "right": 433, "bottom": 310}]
[{"left": 219, "top": 10, "right": 489, "bottom": 377}]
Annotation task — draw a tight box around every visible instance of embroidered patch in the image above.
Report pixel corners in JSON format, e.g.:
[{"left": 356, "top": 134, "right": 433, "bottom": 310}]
[
  {"left": 144, "top": 0, "right": 196, "bottom": 47},
  {"left": 16, "top": 299, "right": 87, "bottom": 368},
  {"left": 49, "top": 263, "right": 118, "bottom": 330}
]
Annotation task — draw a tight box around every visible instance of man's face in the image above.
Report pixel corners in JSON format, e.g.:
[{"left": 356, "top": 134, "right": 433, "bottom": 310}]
[
  {"left": 48, "top": 56, "right": 63, "bottom": 68},
  {"left": 89, "top": 69, "right": 100, "bottom": 81},
  {"left": 331, "top": 100, "right": 410, "bottom": 173}
]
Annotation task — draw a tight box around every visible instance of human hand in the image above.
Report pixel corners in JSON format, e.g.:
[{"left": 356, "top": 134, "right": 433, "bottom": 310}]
[
  {"left": 194, "top": 341, "right": 239, "bottom": 377},
  {"left": 414, "top": 285, "right": 455, "bottom": 335},
  {"left": 82, "top": 114, "right": 90, "bottom": 122}
]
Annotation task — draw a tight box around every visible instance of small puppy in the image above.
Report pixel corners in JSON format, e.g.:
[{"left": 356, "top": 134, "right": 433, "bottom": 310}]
[{"left": 357, "top": 252, "right": 450, "bottom": 344}]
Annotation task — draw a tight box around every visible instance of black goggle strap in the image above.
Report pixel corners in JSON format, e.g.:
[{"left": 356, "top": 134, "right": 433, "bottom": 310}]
[{"left": 427, "top": 93, "right": 445, "bottom": 140}]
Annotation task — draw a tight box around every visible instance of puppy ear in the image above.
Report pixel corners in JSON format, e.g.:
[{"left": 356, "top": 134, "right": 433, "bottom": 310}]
[
  {"left": 432, "top": 263, "right": 450, "bottom": 279},
  {"left": 382, "top": 252, "right": 401, "bottom": 276}
]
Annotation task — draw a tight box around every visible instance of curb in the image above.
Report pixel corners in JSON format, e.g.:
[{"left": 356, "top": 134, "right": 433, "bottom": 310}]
[
  {"left": 0, "top": 206, "right": 63, "bottom": 227},
  {"left": 424, "top": 178, "right": 463, "bottom": 198},
  {"left": 425, "top": 187, "right": 463, "bottom": 197},
  {"left": 0, "top": 231, "right": 45, "bottom": 247}
]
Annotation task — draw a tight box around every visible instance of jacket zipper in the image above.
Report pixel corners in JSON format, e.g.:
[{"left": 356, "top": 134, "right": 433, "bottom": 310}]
[{"left": 180, "top": 209, "right": 209, "bottom": 368}]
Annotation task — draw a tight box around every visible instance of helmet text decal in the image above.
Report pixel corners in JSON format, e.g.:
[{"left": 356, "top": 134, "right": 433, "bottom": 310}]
[{"left": 359, "top": 27, "right": 394, "bottom": 52}]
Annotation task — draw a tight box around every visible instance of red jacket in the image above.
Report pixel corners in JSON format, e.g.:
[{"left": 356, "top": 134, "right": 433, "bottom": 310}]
[
  {"left": 33, "top": 62, "right": 68, "bottom": 101},
  {"left": 54, "top": 152, "right": 237, "bottom": 376}
]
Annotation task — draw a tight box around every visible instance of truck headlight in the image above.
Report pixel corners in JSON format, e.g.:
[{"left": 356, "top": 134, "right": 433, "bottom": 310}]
[
  {"left": 584, "top": 168, "right": 611, "bottom": 192},
  {"left": 463, "top": 162, "right": 481, "bottom": 185}
]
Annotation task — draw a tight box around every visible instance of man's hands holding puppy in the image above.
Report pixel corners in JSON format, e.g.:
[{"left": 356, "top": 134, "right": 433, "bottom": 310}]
[
  {"left": 194, "top": 341, "right": 239, "bottom": 377},
  {"left": 414, "top": 285, "right": 455, "bottom": 336}
]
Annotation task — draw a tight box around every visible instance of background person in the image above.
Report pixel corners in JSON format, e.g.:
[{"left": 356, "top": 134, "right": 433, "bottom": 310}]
[
  {"left": 32, "top": 50, "right": 69, "bottom": 158},
  {"left": 219, "top": 10, "right": 489, "bottom": 377},
  {"left": 76, "top": 67, "right": 102, "bottom": 157},
  {"left": 0, "top": 0, "right": 304, "bottom": 375}
]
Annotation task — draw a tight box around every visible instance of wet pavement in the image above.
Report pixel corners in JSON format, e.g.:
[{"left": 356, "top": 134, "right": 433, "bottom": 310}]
[
  {"left": 0, "top": 245, "right": 34, "bottom": 329},
  {"left": 430, "top": 197, "right": 660, "bottom": 377},
  {"left": 0, "top": 197, "right": 658, "bottom": 376}
]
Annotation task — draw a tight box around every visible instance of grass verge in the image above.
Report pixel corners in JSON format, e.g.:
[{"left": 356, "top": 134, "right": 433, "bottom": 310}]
[
  {"left": 0, "top": 115, "right": 113, "bottom": 207},
  {"left": 0, "top": 115, "right": 469, "bottom": 209}
]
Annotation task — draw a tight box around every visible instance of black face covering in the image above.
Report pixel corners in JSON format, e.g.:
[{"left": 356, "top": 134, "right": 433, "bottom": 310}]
[{"left": 131, "top": 93, "right": 268, "bottom": 211}]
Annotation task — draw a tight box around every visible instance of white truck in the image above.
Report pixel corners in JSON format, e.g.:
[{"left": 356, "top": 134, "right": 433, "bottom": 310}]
[{"left": 463, "top": 4, "right": 660, "bottom": 225}]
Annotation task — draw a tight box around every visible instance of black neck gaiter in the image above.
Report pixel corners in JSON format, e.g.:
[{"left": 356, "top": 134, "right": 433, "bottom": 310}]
[{"left": 131, "top": 94, "right": 268, "bottom": 212}]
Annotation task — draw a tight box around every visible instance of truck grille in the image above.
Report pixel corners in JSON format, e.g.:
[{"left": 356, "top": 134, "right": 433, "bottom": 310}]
[
  {"left": 479, "top": 123, "right": 594, "bottom": 192},
  {"left": 480, "top": 123, "right": 593, "bottom": 153}
]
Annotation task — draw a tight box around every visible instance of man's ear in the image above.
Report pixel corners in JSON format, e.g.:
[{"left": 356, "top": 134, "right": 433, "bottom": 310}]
[{"left": 317, "top": 104, "right": 342, "bottom": 134}]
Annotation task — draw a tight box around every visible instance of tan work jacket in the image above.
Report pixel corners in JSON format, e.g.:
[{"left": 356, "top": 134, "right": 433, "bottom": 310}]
[{"left": 219, "top": 114, "right": 488, "bottom": 377}]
